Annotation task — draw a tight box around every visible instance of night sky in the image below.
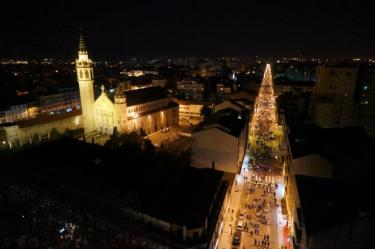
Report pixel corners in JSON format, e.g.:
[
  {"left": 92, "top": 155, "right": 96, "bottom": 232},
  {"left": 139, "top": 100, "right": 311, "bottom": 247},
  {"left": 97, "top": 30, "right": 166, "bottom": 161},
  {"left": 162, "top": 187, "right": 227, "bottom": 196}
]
[{"left": 1, "top": 0, "right": 375, "bottom": 59}]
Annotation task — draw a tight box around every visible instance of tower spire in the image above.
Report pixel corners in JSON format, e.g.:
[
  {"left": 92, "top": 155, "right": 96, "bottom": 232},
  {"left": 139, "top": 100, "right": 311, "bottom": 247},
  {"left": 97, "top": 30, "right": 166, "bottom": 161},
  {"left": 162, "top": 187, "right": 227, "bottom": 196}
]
[{"left": 79, "top": 30, "right": 86, "bottom": 52}]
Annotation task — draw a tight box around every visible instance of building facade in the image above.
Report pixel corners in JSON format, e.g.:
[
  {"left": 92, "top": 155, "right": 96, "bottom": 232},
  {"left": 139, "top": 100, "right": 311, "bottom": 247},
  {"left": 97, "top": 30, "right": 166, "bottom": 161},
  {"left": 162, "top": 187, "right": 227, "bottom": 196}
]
[
  {"left": 176, "top": 100, "right": 204, "bottom": 126},
  {"left": 94, "top": 85, "right": 178, "bottom": 135},
  {"left": 177, "top": 79, "right": 205, "bottom": 102},
  {"left": 38, "top": 88, "right": 80, "bottom": 115}
]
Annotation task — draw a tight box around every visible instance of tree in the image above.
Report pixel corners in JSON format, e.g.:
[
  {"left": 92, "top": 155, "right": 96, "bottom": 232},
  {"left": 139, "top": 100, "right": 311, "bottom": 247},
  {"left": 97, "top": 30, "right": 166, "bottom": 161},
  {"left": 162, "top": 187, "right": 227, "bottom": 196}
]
[
  {"left": 50, "top": 128, "right": 61, "bottom": 140},
  {"left": 105, "top": 128, "right": 145, "bottom": 151},
  {"left": 64, "top": 128, "right": 72, "bottom": 138},
  {"left": 142, "top": 139, "right": 155, "bottom": 157},
  {"left": 120, "top": 131, "right": 142, "bottom": 147},
  {"left": 104, "top": 127, "right": 121, "bottom": 148}
]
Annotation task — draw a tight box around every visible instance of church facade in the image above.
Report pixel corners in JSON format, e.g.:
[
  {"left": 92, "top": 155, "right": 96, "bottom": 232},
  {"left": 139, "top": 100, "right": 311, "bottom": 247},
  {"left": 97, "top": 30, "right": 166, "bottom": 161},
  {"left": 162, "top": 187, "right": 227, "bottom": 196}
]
[{"left": 76, "top": 34, "right": 179, "bottom": 135}]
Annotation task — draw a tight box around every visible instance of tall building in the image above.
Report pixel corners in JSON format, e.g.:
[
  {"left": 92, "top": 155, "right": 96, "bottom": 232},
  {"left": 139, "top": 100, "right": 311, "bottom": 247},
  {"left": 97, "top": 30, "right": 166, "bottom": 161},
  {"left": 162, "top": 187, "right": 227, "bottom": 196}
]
[
  {"left": 352, "top": 64, "right": 375, "bottom": 135},
  {"left": 311, "top": 65, "right": 358, "bottom": 128},
  {"left": 75, "top": 33, "right": 96, "bottom": 133},
  {"left": 311, "top": 64, "right": 375, "bottom": 135}
]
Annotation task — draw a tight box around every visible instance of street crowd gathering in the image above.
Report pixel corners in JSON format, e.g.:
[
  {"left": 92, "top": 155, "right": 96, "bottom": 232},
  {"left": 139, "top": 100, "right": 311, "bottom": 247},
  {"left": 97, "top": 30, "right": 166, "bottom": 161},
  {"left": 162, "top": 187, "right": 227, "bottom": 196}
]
[{"left": 232, "top": 65, "right": 281, "bottom": 249}]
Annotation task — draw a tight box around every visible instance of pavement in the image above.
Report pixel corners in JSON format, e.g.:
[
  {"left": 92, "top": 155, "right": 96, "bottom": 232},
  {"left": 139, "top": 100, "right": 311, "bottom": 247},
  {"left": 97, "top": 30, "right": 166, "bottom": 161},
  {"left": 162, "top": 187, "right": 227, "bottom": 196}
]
[
  {"left": 79, "top": 131, "right": 109, "bottom": 145},
  {"left": 146, "top": 126, "right": 182, "bottom": 147}
]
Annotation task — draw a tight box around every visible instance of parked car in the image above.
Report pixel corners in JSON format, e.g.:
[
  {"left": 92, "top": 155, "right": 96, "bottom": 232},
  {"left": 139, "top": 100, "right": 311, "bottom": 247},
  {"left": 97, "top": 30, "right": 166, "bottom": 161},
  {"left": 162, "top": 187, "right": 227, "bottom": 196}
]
[
  {"left": 238, "top": 210, "right": 246, "bottom": 220},
  {"left": 236, "top": 220, "right": 244, "bottom": 231},
  {"left": 232, "top": 231, "right": 242, "bottom": 246}
]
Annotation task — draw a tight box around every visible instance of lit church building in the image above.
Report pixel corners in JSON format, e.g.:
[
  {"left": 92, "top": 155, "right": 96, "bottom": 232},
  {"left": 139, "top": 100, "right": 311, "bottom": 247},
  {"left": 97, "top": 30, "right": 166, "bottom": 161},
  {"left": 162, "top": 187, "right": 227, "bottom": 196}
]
[{"left": 76, "top": 34, "right": 179, "bottom": 135}]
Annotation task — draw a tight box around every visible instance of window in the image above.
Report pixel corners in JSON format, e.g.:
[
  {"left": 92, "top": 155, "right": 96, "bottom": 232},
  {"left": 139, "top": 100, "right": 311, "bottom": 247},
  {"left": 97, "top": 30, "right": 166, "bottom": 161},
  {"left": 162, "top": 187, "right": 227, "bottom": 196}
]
[
  {"left": 85, "top": 70, "right": 89, "bottom": 79},
  {"left": 79, "top": 70, "right": 83, "bottom": 79}
]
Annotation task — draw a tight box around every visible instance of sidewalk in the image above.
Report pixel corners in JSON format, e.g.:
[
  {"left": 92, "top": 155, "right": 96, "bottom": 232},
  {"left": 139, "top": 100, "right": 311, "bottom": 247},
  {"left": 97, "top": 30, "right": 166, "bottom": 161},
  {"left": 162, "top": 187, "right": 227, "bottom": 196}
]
[
  {"left": 218, "top": 151, "right": 250, "bottom": 249},
  {"left": 275, "top": 179, "right": 289, "bottom": 249}
]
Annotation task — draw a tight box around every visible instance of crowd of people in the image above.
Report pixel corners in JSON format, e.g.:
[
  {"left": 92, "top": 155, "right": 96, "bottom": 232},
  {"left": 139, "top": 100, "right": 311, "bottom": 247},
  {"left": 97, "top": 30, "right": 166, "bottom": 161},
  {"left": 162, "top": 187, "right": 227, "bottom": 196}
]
[
  {"left": 233, "top": 65, "right": 281, "bottom": 249},
  {"left": 0, "top": 183, "right": 171, "bottom": 249},
  {"left": 237, "top": 169, "right": 278, "bottom": 249},
  {"left": 250, "top": 64, "right": 279, "bottom": 159}
]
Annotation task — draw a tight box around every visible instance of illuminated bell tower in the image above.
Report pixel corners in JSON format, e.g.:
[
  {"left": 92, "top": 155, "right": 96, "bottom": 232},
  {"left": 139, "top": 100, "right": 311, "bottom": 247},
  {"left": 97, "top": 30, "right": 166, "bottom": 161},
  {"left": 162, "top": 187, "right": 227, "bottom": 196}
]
[
  {"left": 76, "top": 32, "right": 95, "bottom": 133},
  {"left": 114, "top": 82, "right": 127, "bottom": 133}
]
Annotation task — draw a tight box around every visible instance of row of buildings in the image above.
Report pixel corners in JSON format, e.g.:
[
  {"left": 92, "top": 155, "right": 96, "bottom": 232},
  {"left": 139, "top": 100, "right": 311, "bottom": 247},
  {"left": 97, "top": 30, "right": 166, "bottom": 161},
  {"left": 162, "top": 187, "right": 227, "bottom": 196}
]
[
  {"left": 0, "top": 87, "right": 80, "bottom": 124},
  {"left": 277, "top": 116, "right": 375, "bottom": 249},
  {"left": 260, "top": 62, "right": 375, "bottom": 249},
  {"left": 275, "top": 63, "right": 375, "bottom": 137}
]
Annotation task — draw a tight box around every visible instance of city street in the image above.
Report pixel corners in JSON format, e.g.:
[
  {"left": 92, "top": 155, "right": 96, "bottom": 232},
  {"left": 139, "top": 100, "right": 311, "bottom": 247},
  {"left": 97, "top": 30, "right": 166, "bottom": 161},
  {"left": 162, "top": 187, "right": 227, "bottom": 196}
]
[{"left": 218, "top": 64, "right": 288, "bottom": 249}]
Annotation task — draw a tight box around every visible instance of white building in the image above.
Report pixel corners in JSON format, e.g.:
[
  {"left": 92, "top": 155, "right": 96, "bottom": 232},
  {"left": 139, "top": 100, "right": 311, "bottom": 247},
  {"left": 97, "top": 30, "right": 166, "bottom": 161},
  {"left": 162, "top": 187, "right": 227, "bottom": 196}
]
[
  {"left": 176, "top": 100, "right": 204, "bottom": 126},
  {"left": 191, "top": 108, "right": 248, "bottom": 174},
  {"left": 0, "top": 95, "right": 39, "bottom": 124}
]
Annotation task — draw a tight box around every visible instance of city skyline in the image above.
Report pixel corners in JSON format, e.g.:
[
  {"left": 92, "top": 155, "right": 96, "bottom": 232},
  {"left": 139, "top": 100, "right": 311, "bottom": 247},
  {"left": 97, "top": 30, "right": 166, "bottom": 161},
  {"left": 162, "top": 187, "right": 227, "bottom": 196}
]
[
  {"left": 1, "top": 1, "right": 375, "bottom": 249},
  {"left": 1, "top": 1, "right": 375, "bottom": 59}
]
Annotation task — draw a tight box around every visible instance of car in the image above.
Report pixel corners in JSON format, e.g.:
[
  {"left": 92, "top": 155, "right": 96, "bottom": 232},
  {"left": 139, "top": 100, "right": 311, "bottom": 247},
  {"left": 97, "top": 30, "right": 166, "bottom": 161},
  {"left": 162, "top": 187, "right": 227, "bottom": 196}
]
[
  {"left": 238, "top": 210, "right": 246, "bottom": 220},
  {"left": 232, "top": 231, "right": 242, "bottom": 246},
  {"left": 236, "top": 220, "right": 244, "bottom": 231}
]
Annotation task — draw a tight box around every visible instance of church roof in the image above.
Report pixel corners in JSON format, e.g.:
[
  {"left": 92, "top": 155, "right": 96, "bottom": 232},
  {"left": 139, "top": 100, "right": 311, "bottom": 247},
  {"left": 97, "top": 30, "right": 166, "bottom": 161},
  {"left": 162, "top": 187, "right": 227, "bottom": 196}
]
[{"left": 125, "top": 86, "right": 168, "bottom": 106}]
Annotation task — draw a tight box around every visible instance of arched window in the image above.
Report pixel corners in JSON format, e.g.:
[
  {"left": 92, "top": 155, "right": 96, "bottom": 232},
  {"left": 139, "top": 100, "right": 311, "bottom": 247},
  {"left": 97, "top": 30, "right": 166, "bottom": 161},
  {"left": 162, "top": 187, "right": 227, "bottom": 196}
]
[
  {"left": 79, "top": 70, "right": 83, "bottom": 79},
  {"left": 85, "top": 70, "right": 89, "bottom": 79}
]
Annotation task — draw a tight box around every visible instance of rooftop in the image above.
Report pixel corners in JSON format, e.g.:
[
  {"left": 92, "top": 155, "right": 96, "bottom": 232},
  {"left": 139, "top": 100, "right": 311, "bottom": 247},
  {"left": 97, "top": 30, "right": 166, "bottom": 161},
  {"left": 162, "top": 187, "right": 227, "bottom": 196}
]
[
  {"left": 0, "top": 94, "right": 38, "bottom": 110},
  {"left": 195, "top": 108, "right": 247, "bottom": 137},
  {"left": 296, "top": 175, "right": 359, "bottom": 235},
  {"left": 124, "top": 86, "right": 168, "bottom": 106},
  {"left": 292, "top": 153, "right": 334, "bottom": 178},
  {"left": 126, "top": 167, "right": 225, "bottom": 229}
]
